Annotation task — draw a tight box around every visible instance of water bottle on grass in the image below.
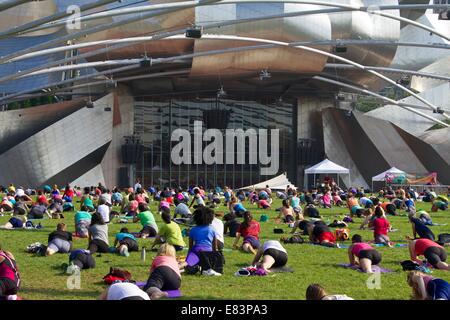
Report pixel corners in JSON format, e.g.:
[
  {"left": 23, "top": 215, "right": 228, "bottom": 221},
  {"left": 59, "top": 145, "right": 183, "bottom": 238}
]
[{"left": 141, "top": 246, "right": 146, "bottom": 262}]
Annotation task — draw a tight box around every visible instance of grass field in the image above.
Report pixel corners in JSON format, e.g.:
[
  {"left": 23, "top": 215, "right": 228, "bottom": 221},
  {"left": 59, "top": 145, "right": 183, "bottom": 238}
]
[{"left": 0, "top": 196, "right": 449, "bottom": 300}]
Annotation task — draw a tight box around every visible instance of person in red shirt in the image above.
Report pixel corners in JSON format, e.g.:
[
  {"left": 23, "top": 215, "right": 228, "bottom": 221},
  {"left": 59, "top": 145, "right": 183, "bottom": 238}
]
[
  {"left": 233, "top": 211, "right": 261, "bottom": 254},
  {"left": 409, "top": 238, "right": 449, "bottom": 270},
  {"left": 373, "top": 206, "right": 392, "bottom": 247},
  {"left": 63, "top": 184, "right": 75, "bottom": 199}
]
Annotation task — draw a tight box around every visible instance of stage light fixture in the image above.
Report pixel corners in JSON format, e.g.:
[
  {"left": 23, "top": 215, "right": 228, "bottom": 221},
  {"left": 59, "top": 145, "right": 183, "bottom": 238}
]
[
  {"left": 217, "top": 86, "right": 226, "bottom": 98},
  {"left": 259, "top": 69, "right": 271, "bottom": 80}
]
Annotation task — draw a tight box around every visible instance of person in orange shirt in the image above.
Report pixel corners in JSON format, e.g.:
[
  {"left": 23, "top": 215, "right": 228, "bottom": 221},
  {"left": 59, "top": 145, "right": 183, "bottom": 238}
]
[{"left": 380, "top": 201, "right": 397, "bottom": 215}]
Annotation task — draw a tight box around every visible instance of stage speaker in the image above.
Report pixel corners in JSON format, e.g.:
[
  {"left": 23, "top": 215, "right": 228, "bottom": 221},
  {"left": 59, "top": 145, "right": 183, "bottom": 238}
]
[
  {"left": 185, "top": 28, "right": 202, "bottom": 39},
  {"left": 122, "top": 143, "right": 144, "bottom": 164},
  {"left": 203, "top": 109, "right": 231, "bottom": 129}
]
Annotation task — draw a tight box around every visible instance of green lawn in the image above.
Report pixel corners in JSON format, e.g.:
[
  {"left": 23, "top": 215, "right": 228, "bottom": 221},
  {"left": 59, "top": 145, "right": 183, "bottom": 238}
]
[{"left": 0, "top": 196, "right": 448, "bottom": 300}]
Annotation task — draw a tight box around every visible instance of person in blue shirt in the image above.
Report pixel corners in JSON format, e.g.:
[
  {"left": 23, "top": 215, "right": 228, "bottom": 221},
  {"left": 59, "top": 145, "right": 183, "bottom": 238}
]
[
  {"left": 229, "top": 196, "right": 246, "bottom": 217},
  {"left": 111, "top": 188, "right": 123, "bottom": 206},
  {"left": 180, "top": 206, "right": 221, "bottom": 276},
  {"left": 408, "top": 212, "right": 435, "bottom": 241},
  {"left": 114, "top": 227, "right": 139, "bottom": 257}
]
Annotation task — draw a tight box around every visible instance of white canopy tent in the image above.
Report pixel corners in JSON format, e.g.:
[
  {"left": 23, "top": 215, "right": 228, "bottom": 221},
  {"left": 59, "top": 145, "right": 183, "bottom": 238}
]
[
  {"left": 304, "top": 159, "right": 350, "bottom": 188},
  {"left": 371, "top": 167, "right": 406, "bottom": 191},
  {"left": 238, "top": 172, "right": 296, "bottom": 191}
]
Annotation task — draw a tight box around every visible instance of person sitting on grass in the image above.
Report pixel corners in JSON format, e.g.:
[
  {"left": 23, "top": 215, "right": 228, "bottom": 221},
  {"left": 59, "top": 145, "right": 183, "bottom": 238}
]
[
  {"left": 143, "top": 244, "right": 182, "bottom": 300},
  {"left": 151, "top": 211, "right": 185, "bottom": 252},
  {"left": 189, "top": 188, "right": 205, "bottom": 209},
  {"left": 407, "top": 212, "right": 435, "bottom": 241},
  {"left": 134, "top": 203, "right": 158, "bottom": 238},
  {"left": 307, "top": 221, "right": 339, "bottom": 248},
  {"left": 304, "top": 204, "right": 320, "bottom": 218},
  {"left": 80, "top": 187, "right": 95, "bottom": 212},
  {"left": 46, "top": 223, "right": 73, "bottom": 256},
  {"left": 223, "top": 212, "right": 240, "bottom": 237},
  {"left": 114, "top": 227, "right": 139, "bottom": 257},
  {"left": 332, "top": 192, "right": 344, "bottom": 206},
  {"left": 233, "top": 211, "right": 261, "bottom": 255},
  {"left": 98, "top": 281, "right": 150, "bottom": 300},
  {"left": 0, "top": 246, "right": 20, "bottom": 300},
  {"left": 87, "top": 212, "right": 110, "bottom": 254},
  {"left": 373, "top": 206, "right": 393, "bottom": 247},
  {"left": 407, "top": 271, "right": 449, "bottom": 300},
  {"left": 13, "top": 196, "right": 29, "bottom": 216},
  {"left": 408, "top": 238, "right": 449, "bottom": 271},
  {"left": 348, "top": 234, "right": 382, "bottom": 273},
  {"left": 74, "top": 205, "right": 91, "bottom": 238},
  {"left": 179, "top": 206, "right": 221, "bottom": 276},
  {"left": 111, "top": 188, "right": 123, "bottom": 206},
  {"left": 305, "top": 284, "right": 353, "bottom": 300},
  {"left": 320, "top": 190, "right": 332, "bottom": 209},
  {"left": 278, "top": 199, "right": 295, "bottom": 224},
  {"left": 251, "top": 240, "right": 288, "bottom": 273}
]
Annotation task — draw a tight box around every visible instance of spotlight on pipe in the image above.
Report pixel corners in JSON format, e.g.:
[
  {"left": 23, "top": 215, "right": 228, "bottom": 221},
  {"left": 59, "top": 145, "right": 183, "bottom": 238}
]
[
  {"left": 185, "top": 27, "right": 202, "bottom": 39},
  {"left": 434, "top": 107, "right": 445, "bottom": 114}
]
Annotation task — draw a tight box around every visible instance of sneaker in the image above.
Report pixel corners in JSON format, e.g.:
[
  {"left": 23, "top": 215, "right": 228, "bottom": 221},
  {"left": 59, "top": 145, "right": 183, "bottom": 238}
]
[
  {"left": 120, "top": 246, "right": 129, "bottom": 257},
  {"left": 202, "top": 269, "right": 222, "bottom": 276}
]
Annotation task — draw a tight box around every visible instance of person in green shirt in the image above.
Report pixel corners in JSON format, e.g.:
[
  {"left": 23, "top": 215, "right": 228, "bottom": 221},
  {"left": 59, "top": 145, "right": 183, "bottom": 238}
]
[
  {"left": 151, "top": 209, "right": 185, "bottom": 252},
  {"left": 74, "top": 206, "right": 91, "bottom": 238},
  {"left": 83, "top": 197, "right": 95, "bottom": 212},
  {"left": 134, "top": 203, "right": 158, "bottom": 238}
]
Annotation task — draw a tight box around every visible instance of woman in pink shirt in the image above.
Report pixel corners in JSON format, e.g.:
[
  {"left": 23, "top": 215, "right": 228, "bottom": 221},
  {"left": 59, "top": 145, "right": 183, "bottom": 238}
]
[
  {"left": 348, "top": 234, "right": 382, "bottom": 273},
  {"left": 257, "top": 199, "right": 271, "bottom": 209},
  {"left": 321, "top": 192, "right": 332, "bottom": 208},
  {"left": 143, "top": 244, "right": 181, "bottom": 300}
]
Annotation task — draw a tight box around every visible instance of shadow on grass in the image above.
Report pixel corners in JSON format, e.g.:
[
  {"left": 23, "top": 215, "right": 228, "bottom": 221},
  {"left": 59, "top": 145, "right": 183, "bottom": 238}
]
[{"left": 20, "top": 287, "right": 98, "bottom": 299}]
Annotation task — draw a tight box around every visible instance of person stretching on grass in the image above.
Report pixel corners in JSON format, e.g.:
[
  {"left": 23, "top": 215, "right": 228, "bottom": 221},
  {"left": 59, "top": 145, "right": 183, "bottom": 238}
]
[
  {"left": 74, "top": 205, "right": 91, "bottom": 238},
  {"left": 143, "top": 244, "right": 182, "bottom": 300},
  {"left": 348, "top": 234, "right": 382, "bottom": 273},
  {"left": 87, "top": 212, "right": 110, "bottom": 254},
  {"left": 46, "top": 223, "right": 73, "bottom": 256},
  {"left": 305, "top": 284, "right": 353, "bottom": 300},
  {"left": 251, "top": 240, "right": 288, "bottom": 273},
  {"left": 233, "top": 211, "right": 261, "bottom": 255},
  {"left": 151, "top": 211, "right": 185, "bottom": 252},
  {"left": 114, "top": 227, "right": 139, "bottom": 257},
  {"left": 307, "top": 221, "right": 339, "bottom": 248},
  {"left": 407, "top": 271, "right": 450, "bottom": 300},
  {"left": 407, "top": 212, "right": 435, "bottom": 241},
  {"left": 408, "top": 238, "right": 449, "bottom": 271}
]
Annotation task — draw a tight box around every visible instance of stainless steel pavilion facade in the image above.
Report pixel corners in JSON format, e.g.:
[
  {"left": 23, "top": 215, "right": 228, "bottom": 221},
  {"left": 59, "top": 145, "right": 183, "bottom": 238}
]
[{"left": 0, "top": 0, "right": 448, "bottom": 189}]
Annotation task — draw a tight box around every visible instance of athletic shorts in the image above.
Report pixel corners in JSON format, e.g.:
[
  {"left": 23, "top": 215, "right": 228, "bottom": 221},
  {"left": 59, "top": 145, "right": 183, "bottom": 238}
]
[
  {"left": 358, "top": 249, "right": 382, "bottom": 265},
  {"left": 141, "top": 225, "right": 157, "bottom": 237},
  {"left": 71, "top": 252, "right": 96, "bottom": 269},
  {"left": 318, "top": 231, "right": 336, "bottom": 243},
  {"left": 243, "top": 236, "right": 260, "bottom": 249},
  {"left": 424, "top": 246, "right": 448, "bottom": 268},
  {"left": 375, "top": 234, "right": 390, "bottom": 244},
  {"left": 263, "top": 248, "right": 288, "bottom": 268},
  {"left": 76, "top": 221, "right": 90, "bottom": 237},
  {"left": 0, "top": 278, "right": 18, "bottom": 296},
  {"left": 48, "top": 238, "right": 71, "bottom": 253},
  {"left": 144, "top": 266, "right": 181, "bottom": 291},
  {"left": 386, "top": 204, "right": 396, "bottom": 215},
  {"left": 283, "top": 215, "right": 295, "bottom": 223},
  {"left": 427, "top": 279, "right": 450, "bottom": 300},
  {"left": 9, "top": 217, "right": 23, "bottom": 228},
  {"left": 119, "top": 237, "right": 139, "bottom": 252}
]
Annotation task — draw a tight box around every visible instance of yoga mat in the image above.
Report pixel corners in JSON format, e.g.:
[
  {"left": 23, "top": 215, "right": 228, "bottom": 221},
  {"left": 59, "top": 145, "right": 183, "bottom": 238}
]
[
  {"left": 135, "top": 282, "right": 182, "bottom": 298},
  {"left": 337, "top": 263, "right": 394, "bottom": 273},
  {"left": 371, "top": 243, "right": 408, "bottom": 248}
]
